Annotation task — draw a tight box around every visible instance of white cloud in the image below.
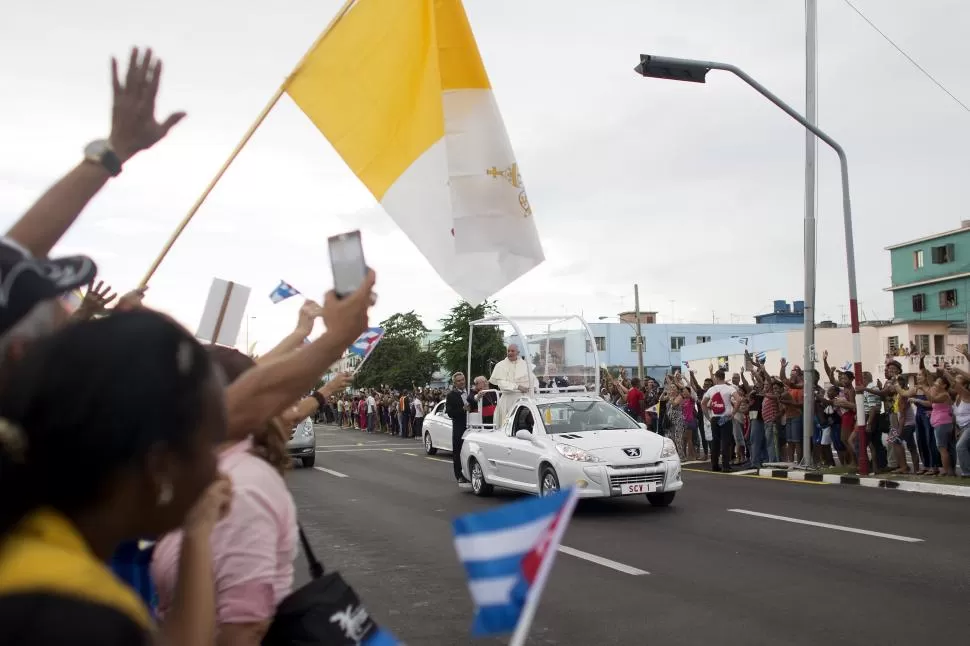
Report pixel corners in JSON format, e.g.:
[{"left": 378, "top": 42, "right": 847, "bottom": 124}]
[{"left": 2, "top": 0, "right": 968, "bottom": 349}]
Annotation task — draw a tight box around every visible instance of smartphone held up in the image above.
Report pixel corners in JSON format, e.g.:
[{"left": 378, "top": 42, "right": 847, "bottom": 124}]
[{"left": 328, "top": 230, "right": 368, "bottom": 299}]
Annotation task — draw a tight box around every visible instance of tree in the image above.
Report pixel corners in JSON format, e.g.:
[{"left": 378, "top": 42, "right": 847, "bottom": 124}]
[
  {"left": 354, "top": 311, "right": 438, "bottom": 390},
  {"left": 436, "top": 300, "right": 506, "bottom": 380},
  {"left": 380, "top": 311, "right": 429, "bottom": 344}
]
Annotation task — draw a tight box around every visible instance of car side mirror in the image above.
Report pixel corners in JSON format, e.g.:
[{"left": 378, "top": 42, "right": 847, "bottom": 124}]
[
  {"left": 515, "top": 430, "right": 534, "bottom": 441},
  {"left": 638, "top": 422, "right": 647, "bottom": 430}
]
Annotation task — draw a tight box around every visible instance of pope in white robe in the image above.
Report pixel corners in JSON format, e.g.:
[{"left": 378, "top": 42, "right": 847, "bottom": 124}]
[{"left": 489, "top": 344, "right": 535, "bottom": 427}]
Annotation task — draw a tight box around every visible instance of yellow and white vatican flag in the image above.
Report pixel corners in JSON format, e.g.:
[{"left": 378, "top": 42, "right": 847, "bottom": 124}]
[{"left": 285, "top": 0, "right": 544, "bottom": 304}]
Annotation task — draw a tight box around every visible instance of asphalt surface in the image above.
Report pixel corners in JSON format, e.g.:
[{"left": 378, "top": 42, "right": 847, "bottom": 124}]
[{"left": 288, "top": 424, "right": 968, "bottom": 646}]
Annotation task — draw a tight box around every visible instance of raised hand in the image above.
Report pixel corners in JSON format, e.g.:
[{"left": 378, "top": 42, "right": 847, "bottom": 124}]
[
  {"left": 115, "top": 286, "right": 147, "bottom": 312},
  {"left": 74, "top": 280, "right": 117, "bottom": 320},
  {"left": 110, "top": 47, "right": 186, "bottom": 162},
  {"left": 183, "top": 474, "right": 232, "bottom": 537},
  {"left": 297, "top": 300, "right": 323, "bottom": 334},
  {"left": 321, "top": 269, "right": 377, "bottom": 348},
  {"left": 322, "top": 372, "right": 353, "bottom": 395}
]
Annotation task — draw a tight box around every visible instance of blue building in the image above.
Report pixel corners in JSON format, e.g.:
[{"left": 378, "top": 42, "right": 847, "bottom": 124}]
[
  {"left": 585, "top": 320, "right": 802, "bottom": 381},
  {"left": 754, "top": 300, "right": 805, "bottom": 324}
]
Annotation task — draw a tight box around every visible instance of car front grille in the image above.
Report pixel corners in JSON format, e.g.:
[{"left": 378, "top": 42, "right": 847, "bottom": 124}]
[{"left": 609, "top": 472, "right": 665, "bottom": 487}]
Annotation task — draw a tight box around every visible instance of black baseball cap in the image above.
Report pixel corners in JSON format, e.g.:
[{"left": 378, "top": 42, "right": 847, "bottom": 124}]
[{"left": 0, "top": 239, "right": 97, "bottom": 336}]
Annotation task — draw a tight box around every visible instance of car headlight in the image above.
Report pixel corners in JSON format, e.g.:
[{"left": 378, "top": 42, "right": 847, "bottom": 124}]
[
  {"left": 659, "top": 437, "right": 678, "bottom": 459},
  {"left": 555, "top": 443, "right": 604, "bottom": 463}
]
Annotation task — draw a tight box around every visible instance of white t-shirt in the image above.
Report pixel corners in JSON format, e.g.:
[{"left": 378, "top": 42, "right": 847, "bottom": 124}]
[
  {"left": 413, "top": 399, "right": 424, "bottom": 417},
  {"left": 705, "top": 384, "right": 737, "bottom": 419},
  {"left": 366, "top": 395, "right": 376, "bottom": 413}
]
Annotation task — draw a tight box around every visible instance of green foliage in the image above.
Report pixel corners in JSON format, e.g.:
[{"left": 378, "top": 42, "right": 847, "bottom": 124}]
[
  {"left": 436, "top": 300, "right": 506, "bottom": 380},
  {"left": 380, "top": 311, "right": 429, "bottom": 343},
  {"left": 354, "top": 311, "right": 438, "bottom": 390}
]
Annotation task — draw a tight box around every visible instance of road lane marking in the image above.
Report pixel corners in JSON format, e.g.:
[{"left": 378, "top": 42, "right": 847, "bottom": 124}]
[
  {"left": 727, "top": 509, "right": 924, "bottom": 543},
  {"left": 317, "top": 442, "right": 414, "bottom": 449},
  {"left": 426, "top": 457, "right": 451, "bottom": 463},
  {"left": 316, "top": 448, "right": 410, "bottom": 453},
  {"left": 557, "top": 546, "right": 649, "bottom": 575},
  {"left": 313, "top": 466, "right": 349, "bottom": 478},
  {"left": 403, "top": 452, "right": 418, "bottom": 457}
]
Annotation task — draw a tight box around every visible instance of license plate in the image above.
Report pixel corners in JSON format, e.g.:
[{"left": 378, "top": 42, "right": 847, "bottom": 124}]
[{"left": 620, "top": 482, "right": 657, "bottom": 495}]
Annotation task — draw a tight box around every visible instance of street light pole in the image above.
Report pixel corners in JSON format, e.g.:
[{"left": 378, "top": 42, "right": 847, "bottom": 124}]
[
  {"left": 634, "top": 53, "right": 868, "bottom": 474},
  {"left": 802, "top": 0, "right": 819, "bottom": 468},
  {"left": 634, "top": 284, "right": 645, "bottom": 380}
]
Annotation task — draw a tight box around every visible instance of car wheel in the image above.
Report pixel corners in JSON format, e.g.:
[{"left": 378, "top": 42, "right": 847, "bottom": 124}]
[
  {"left": 301, "top": 455, "right": 315, "bottom": 468},
  {"left": 539, "top": 466, "right": 560, "bottom": 497},
  {"left": 424, "top": 432, "right": 438, "bottom": 455},
  {"left": 646, "top": 491, "right": 675, "bottom": 507},
  {"left": 469, "top": 458, "right": 493, "bottom": 497}
]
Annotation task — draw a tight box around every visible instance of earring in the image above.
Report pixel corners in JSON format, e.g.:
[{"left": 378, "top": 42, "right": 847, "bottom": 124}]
[{"left": 157, "top": 481, "right": 173, "bottom": 506}]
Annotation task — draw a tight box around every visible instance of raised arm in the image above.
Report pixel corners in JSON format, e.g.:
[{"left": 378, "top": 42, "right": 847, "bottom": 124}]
[
  {"left": 258, "top": 300, "right": 321, "bottom": 365},
  {"left": 6, "top": 48, "right": 184, "bottom": 258},
  {"left": 822, "top": 350, "right": 837, "bottom": 384},
  {"left": 225, "top": 273, "right": 375, "bottom": 436}
]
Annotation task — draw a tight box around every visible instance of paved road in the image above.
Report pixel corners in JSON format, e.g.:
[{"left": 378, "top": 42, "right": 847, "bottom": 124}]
[{"left": 289, "top": 424, "right": 968, "bottom": 646}]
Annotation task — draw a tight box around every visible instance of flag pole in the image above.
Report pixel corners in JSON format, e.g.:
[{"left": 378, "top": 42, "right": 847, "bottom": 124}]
[
  {"left": 508, "top": 488, "right": 579, "bottom": 646},
  {"left": 139, "top": 0, "right": 359, "bottom": 287}
]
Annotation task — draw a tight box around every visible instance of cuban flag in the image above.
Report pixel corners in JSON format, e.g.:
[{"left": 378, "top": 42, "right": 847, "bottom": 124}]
[
  {"left": 269, "top": 280, "right": 300, "bottom": 304},
  {"left": 755, "top": 351, "right": 767, "bottom": 363},
  {"left": 346, "top": 327, "right": 385, "bottom": 369},
  {"left": 453, "top": 488, "right": 579, "bottom": 639}
]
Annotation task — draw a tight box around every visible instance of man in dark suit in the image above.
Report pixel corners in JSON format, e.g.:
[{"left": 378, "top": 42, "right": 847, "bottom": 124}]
[{"left": 446, "top": 372, "right": 470, "bottom": 486}]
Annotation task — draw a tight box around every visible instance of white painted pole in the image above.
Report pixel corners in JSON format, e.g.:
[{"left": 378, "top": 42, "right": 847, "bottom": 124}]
[{"left": 801, "top": 0, "right": 818, "bottom": 467}]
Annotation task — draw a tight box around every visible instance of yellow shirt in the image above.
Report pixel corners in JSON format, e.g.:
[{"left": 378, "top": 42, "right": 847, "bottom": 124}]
[{"left": 0, "top": 508, "right": 153, "bottom": 644}]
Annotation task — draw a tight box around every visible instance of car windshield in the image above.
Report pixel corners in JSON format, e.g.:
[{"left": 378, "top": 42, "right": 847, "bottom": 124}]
[{"left": 537, "top": 400, "right": 640, "bottom": 433}]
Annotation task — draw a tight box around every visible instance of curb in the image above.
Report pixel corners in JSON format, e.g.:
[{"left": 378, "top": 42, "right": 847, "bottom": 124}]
[{"left": 756, "top": 468, "right": 970, "bottom": 498}]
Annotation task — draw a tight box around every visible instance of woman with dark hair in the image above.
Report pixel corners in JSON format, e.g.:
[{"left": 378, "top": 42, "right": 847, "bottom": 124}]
[
  {"left": 0, "top": 310, "right": 231, "bottom": 646},
  {"left": 151, "top": 348, "right": 352, "bottom": 646}
]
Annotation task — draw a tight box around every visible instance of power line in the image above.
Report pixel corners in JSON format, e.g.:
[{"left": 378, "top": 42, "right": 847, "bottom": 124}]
[{"left": 841, "top": 0, "right": 970, "bottom": 114}]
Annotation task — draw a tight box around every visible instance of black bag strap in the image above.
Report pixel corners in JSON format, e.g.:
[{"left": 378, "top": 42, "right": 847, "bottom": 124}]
[{"left": 297, "top": 523, "right": 325, "bottom": 579}]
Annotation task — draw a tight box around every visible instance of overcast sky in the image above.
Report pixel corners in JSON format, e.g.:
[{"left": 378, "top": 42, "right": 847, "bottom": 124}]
[{"left": 2, "top": 0, "right": 968, "bottom": 351}]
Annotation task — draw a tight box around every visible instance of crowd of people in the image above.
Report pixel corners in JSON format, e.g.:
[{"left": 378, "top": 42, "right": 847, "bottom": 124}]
[
  {"left": 326, "top": 388, "right": 444, "bottom": 438},
  {"left": 602, "top": 349, "right": 970, "bottom": 478},
  {"left": 0, "top": 48, "right": 382, "bottom": 645}
]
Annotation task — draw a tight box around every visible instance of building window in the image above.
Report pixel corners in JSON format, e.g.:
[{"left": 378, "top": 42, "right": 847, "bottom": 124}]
[
  {"left": 912, "top": 293, "right": 926, "bottom": 312},
  {"left": 913, "top": 249, "right": 924, "bottom": 268},
  {"left": 934, "top": 334, "right": 945, "bottom": 355},
  {"left": 939, "top": 289, "right": 958, "bottom": 309},
  {"left": 696, "top": 335, "right": 712, "bottom": 343},
  {"left": 670, "top": 336, "right": 686, "bottom": 351},
  {"left": 629, "top": 336, "right": 643, "bottom": 351},
  {"left": 888, "top": 336, "right": 900, "bottom": 354},
  {"left": 915, "top": 334, "right": 930, "bottom": 355},
  {"left": 931, "top": 243, "right": 954, "bottom": 264},
  {"left": 586, "top": 337, "right": 608, "bottom": 353}
]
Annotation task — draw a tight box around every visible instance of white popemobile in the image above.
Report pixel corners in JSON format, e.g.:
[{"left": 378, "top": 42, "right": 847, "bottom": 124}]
[{"left": 455, "top": 314, "right": 684, "bottom": 507}]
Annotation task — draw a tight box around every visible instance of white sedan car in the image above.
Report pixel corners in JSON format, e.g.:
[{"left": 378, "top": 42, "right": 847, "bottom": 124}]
[
  {"left": 459, "top": 394, "right": 683, "bottom": 506},
  {"left": 422, "top": 400, "right": 454, "bottom": 455}
]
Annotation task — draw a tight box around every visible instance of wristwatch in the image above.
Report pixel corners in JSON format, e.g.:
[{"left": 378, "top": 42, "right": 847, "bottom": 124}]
[{"left": 83, "top": 139, "right": 122, "bottom": 176}]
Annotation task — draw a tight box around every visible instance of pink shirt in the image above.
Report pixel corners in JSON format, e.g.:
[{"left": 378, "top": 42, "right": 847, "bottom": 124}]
[{"left": 151, "top": 438, "right": 298, "bottom": 624}]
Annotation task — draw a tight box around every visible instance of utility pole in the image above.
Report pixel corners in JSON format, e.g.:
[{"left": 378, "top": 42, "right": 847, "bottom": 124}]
[
  {"left": 634, "top": 284, "right": 645, "bottom": 380},
  {"left": 801, "top": 0, "right": 818, "bottom": 468}
]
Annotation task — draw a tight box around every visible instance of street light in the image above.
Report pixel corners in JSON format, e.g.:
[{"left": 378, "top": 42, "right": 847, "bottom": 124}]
[{"left": 634, "top": 53, "right": 869, "bottom": 474}]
